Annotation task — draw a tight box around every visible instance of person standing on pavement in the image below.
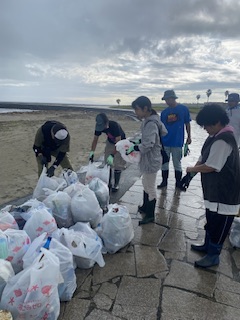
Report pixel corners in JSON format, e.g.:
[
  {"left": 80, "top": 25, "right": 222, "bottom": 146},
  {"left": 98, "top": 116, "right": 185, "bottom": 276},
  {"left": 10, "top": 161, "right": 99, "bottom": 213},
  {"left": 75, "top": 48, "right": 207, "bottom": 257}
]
[
  {"left": 225, "top": 92, "right": 240, "bottom": 146},
  {"left": 126, "top": 96, "right": 168, "bottom": 225},
  {"left": 89, "top": 113, "right": 126, "bottom": 192},
  {"left": 187, "top": 104, "right": 240, "bottom": 268},
  {"left": 33, "top": 120, "right": 73, "bottom": 177},
  {"left": 157, "top": 90, "right": 192, "bottom": 189}
]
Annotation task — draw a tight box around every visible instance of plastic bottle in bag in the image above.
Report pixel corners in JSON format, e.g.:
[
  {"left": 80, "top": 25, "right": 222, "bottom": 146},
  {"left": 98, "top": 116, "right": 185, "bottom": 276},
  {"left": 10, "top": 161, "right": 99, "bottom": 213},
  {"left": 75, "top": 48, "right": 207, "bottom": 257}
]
[{"left": 0, "top": 235, "right": 8, "bottom": 259}]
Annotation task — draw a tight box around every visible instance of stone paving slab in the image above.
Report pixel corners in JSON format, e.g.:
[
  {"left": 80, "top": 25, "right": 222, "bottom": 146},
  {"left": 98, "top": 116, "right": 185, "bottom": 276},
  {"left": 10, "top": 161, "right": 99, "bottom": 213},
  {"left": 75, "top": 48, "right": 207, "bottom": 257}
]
[{"left": 59, "top": 124, "right": 240, "bottom": 320}]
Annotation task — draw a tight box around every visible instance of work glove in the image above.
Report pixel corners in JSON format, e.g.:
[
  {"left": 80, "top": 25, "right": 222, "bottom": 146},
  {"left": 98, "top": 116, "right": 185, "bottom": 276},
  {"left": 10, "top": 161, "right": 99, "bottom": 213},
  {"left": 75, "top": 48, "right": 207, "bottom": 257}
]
[
  {"left": 179, "top": 172, "right": 196, "bottom": 191},
  {"left": 89, "top": 151, "right": 94, "bottom": 162},
  {"left": 126, "top": 145, "right": 139, "bottom": 155},
  {"left": 106, "top": 154, "right": 114, "bottom": 166},
  {"left": 130, "top": 138, "right": 141, "bottom": 145},
  {"left": 47, "top": 165, "right": 56, "bottom": 177},
  {"left": 183, "top": 143, "right": 190, "bottom": 157}
]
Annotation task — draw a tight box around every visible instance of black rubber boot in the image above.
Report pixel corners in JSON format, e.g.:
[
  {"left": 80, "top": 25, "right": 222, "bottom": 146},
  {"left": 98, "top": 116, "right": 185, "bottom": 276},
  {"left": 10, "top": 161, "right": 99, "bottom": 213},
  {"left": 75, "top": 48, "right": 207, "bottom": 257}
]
[
  {"left": 139, "top": 198, "right": 156, "bottom": 225},
  {"left": 157, "top": 171, "right": 169, "bottom": 189},
  {"left": 194, "top": 241, "right": 222, "bottom": 268},
  {"left": 191, "top": 233, "right": 210, "bottom": 253},
  {"left": 112, "top": 170, "right": 121, "bottom": 192},
  {"left": 175, "top": 170, "right": 182, "bottom": 188},
  {"left": 108, "top": 168, "right": 112, "bottom": 192},
  {"left": 138, "top": 191, "right": 149, "bottom": 214}
]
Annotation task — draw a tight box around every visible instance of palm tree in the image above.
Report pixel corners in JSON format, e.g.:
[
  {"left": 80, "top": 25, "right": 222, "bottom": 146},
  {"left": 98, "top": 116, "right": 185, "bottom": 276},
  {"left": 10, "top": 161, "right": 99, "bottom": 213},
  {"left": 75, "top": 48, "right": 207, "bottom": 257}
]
[
  {"left": 206, "top": 89, "right": 212, "bottom": 102},
  {"left": 225, "top": 90, "right": 229, "bottom": 101},
  {"left": 196, "top": 94, "right": 201, "bottom": 105},
  {"left": 116, "top": 99, "right": 121, "bottom": 106}
]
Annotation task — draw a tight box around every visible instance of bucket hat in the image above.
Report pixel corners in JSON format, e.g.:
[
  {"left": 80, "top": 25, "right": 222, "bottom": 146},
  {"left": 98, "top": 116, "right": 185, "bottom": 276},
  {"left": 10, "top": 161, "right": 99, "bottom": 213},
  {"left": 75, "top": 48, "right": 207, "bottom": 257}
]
[
  {"left": 162, "top": 90, "right": 178, "bottom": 100},
  {"left": 225, "top": 93, "right": 240, "bottom": 102}
]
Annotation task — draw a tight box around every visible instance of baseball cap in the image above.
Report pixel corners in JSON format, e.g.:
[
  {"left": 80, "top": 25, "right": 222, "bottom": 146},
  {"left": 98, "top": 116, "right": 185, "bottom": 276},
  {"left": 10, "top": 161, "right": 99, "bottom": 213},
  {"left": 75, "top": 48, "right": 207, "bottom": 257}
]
[
  {"left": 225, "top": 93, "right": 240, "bottom": 102},
  {"left": 95, "top": 113, "right": 108, "bottom": 131}
]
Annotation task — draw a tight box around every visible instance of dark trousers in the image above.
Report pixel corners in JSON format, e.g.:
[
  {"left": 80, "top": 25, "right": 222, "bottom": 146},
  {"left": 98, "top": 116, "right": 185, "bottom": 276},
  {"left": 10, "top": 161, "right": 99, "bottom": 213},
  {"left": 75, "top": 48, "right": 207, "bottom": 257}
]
[{"left": 205, "top": 209, "right": 234, "bottom": 245}]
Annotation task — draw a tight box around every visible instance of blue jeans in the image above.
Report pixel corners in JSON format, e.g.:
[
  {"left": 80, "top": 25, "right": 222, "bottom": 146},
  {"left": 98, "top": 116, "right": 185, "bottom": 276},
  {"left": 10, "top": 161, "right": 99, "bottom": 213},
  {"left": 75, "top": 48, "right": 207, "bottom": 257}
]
[{"left": 161, "top": 147, "right": 182, "bottom": 171}]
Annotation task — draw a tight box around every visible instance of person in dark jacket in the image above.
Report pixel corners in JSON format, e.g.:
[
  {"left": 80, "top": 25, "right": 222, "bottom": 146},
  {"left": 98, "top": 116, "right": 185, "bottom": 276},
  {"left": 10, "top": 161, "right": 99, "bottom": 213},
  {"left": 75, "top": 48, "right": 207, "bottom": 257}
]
[
  {"left": 33, "top": 120, "right": 73, "bottom": 177},
  {"left": 126, "top": 96, "right": 167, "bottom": 225},
  {"left": 187, "top": 104, "right": 240, "bottom": 268},
  {"left": 89, "top": 113, "right": 126, "bottom": 192}
]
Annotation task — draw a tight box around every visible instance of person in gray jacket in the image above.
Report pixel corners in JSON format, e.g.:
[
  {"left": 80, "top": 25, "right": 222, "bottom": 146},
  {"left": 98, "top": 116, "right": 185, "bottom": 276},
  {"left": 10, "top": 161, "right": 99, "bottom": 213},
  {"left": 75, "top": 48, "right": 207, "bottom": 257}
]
[{"left": 126, "top": 96, "right": 168, "bottom": 225}]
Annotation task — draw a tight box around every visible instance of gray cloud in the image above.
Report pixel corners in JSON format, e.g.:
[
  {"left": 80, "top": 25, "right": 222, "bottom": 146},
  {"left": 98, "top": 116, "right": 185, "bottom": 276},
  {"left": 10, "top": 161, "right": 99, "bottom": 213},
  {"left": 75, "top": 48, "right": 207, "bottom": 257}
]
[{"left": 1, "top": 0, "right": 240, "bottom": 104}]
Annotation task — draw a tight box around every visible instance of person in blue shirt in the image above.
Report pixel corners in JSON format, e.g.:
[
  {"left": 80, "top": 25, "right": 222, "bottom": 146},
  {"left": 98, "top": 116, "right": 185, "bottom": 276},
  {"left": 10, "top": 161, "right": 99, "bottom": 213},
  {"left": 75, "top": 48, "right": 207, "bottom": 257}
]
[{"left": 157, "top": 90, "right": 192, "bottom": 189}]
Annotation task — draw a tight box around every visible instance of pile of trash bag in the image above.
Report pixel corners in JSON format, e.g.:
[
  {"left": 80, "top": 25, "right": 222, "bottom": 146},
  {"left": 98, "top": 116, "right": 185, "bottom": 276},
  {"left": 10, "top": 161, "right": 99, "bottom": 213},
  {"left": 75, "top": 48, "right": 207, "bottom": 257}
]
[{"left": 0, "top": 164, "right": 134, "bottom": 319}]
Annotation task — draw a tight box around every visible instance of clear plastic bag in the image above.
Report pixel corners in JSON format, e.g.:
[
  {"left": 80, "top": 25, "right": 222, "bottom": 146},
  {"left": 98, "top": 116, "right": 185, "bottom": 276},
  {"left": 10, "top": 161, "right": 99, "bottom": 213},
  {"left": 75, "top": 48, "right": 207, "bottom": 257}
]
[
  {"left": 96, "top": 204, "right": 134, "bottom": 254},
  {"left": 71, "top": 187, "right": 103, "bottom": 228},
  {"left": 0, "top": 208, "right": 19, "bottom": 231},
  {"left": 58, "top": 227, "right": 105, "bottom": 269},
  {"left": 88, "top": 177, "right": 109, "bottom": 210},
  {"left": 43, "top": 191, "right": 74, "bottom": 228},
  {"left": 85, "top": 162, "right": 110, "bottom": 185}
]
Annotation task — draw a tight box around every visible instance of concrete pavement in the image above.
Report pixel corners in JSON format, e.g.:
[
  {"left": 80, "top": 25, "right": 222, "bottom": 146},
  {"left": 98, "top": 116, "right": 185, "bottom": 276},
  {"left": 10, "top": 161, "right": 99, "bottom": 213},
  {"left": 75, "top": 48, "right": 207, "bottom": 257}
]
[
  {"left": 58, "top": 167, "right": 240, "bottom": 320},
  {"left": 58, "top": 121, "right": 240, "bottom": 320}
]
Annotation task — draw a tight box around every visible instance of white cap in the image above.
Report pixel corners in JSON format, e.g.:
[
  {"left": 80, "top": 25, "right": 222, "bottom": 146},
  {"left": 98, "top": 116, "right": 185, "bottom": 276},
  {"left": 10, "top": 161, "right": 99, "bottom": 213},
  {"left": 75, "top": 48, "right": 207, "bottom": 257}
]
[{"left": 54, "top": 129, "right": 68, "bottom": 140}]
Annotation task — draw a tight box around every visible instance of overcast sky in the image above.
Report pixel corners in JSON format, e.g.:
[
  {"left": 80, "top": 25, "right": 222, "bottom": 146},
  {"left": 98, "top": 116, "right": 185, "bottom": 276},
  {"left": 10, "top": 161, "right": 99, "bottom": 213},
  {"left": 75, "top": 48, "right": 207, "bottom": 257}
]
[{"left": 1, "top": 0, "right": 240, "bottom": 105}]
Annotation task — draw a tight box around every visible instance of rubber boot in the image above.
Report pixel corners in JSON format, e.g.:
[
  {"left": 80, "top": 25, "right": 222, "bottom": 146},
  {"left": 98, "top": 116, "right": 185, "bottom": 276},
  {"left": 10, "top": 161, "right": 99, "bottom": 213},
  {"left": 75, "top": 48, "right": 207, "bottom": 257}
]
[
  {"left": 139, "top": 198, "right": 156, "bottom": 225},
  {"left": 138, "top": 191, "right": 149, "bottom": 214},
  {"left": 112, "top": 170, "right": 121, "bottom": 192},
  {"left": 191, "top": 233, "right": 209, "bottom": 253},
  {"left": 175, "top": 170, "right": 182, "bottom": 188},
  {"left": 157, "top": 170, "right": 169, "bottom": 189},
  {"left": 108, "top": 168, "right": 112, "bottom": 192},
  {"left": 194, "top": 241, "right": 222, "bottom": 268}
]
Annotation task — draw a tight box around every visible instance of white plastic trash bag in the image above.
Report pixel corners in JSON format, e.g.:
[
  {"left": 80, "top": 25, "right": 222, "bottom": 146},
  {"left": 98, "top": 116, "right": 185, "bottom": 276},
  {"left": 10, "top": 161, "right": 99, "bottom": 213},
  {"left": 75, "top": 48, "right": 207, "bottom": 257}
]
[
  {"left": 3, "top": 229, "right": 31, "bottom": 274},
  {"left": 0, "top": 208, "right": 19, "bottom": 231},
  {"left": 116, "top": 139, "right": 141, "bottom": 163},
  {"left": 0, "top": 259, "right": 15, "bottom": 300},
  {"left": 85, "top": 162, "right": 110, "bottom": 185},
  {"left": 0, "top": 248, "right": 62, "bottom": 320},
  {"left": 229, "top": 217, "right": 240, "bottom": 248},
  {"left": 71, "top": 187, "right": 103, "bottom": 228},
  {"left": 88, "top": 177, "right": 109, "bottom": 210},
  {"left": 58, "top": 227, "right": 105, "bottom": 269},
  {"left": 23, "top": 207, "right": 58, "bottom": 241},
  {"left": 33, "top": 167, "right": 67, "bottom": 201},
  {"left": 96, "top": 204, "right": 134, "bottom": 254},
  {"left": 61, "top": 169, "right": 79, "bottom": 186},
  {"left": 43, "top": 191, "right": 74, "bottom": 228},
  {"left": 23, "top": 233, "right": 76, "bottom": 302},
  {"left": 63, "top": 181, "right": 85, "bottom": 198}
]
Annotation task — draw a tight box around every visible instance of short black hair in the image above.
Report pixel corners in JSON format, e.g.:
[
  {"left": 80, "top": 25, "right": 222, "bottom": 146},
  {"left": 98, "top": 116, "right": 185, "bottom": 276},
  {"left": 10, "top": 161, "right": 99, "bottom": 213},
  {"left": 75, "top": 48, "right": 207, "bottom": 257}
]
[
  {"left": 196, "top": 104, "right": 229, "bottom": 127},
  {"left": 132, "top": 96, "right": 152, "bottom": 111}
]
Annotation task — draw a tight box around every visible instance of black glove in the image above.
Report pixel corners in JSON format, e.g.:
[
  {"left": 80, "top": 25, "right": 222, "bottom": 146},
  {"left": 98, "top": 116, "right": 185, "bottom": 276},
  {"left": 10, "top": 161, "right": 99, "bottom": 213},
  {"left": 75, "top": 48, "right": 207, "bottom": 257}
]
[
  {"left": 179, "top": 172, "right": 196, "bottom": 191},
  {"left": 89, "top": 151, "right": 94, "bottom": 163},
  {"left": 47, "top": 166, "right": 56, "bottom": 177}
]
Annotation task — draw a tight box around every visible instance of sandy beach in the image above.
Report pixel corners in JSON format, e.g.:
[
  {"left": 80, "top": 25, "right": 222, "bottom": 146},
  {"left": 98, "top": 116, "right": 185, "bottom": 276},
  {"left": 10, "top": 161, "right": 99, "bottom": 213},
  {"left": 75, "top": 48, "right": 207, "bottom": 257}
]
[{"left": 0, "top": 109, "right": 141, "bottom": 207}]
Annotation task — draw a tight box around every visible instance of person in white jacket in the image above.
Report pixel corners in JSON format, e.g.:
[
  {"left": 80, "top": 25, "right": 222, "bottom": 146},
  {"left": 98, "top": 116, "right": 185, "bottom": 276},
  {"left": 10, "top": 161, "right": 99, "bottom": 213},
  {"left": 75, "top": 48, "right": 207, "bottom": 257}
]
[{"left": 126, "top": 96, "right": 167, "bottom": 225}]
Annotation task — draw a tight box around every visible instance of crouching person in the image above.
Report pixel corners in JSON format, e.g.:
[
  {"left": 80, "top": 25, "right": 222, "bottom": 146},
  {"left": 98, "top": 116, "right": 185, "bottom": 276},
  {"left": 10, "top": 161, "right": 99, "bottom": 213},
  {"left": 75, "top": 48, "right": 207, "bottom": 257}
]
[
  {"left": 33, "top": 120, "right": 73, "bottom": 177},
  {"left": 187, "top": 104, "right": 240, "bottom": 268},
  {"left": 126, "top": 96, "right": 167, "bottom": 225}
]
